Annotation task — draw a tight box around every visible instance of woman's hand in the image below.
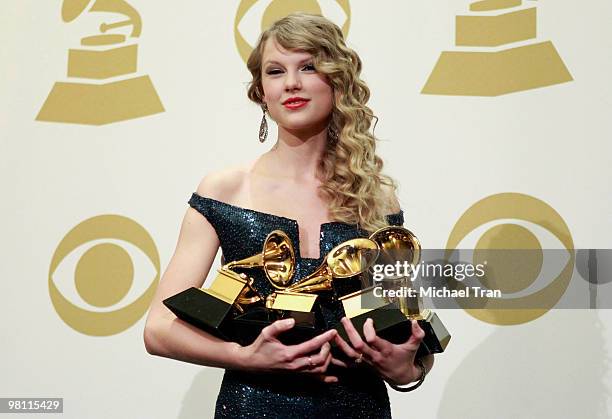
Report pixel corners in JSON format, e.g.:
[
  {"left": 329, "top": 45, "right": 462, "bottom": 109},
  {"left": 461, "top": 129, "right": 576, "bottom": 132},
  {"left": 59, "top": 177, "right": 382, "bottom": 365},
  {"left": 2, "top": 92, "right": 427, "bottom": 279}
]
[
  {"left": 333, "top": 317, "right": 433, "bottom": 385},
  {"left": 238, "top": 318, "right": 339, "bottom": 383}
]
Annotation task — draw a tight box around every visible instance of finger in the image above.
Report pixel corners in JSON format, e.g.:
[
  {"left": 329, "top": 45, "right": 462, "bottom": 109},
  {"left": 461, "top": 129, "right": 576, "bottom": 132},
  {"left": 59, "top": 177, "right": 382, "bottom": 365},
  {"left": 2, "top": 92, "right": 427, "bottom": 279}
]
[
  {"left": 322, "top": 375, "right": 338, "bottom": 383},
  {"left": 363, "top": 318, "right": 393, "bottom": 354},
  {"left": 341, "top": 317, "right": 375, "bottom": 359},
  {"left": 309, "top": 354, "right": 332, "bottom": 374},
  {"left": 287, "top": 329, "right": 337, "bottom": 358},
  {"left": 332, "top": 334, "right": 368, "bottom": 366},
  {"left": 399, "top": 320, "right": 426, "bottom": 350},
  {"left": 292, "top": 355, "right": 316, "bottom": 372},
  {"left": 320, "top": 341, "right": 331, "bottom": 359},
  {"left": 315, "top": 374, "right": 339, "bottom": 384},
  {"left": 322, "top": 351, "right": 332, "bottom": 370},
  {"left": 330, "top": 356, "right": 349, "bottom": 368},
  {"left": 333, "top": 333, "right": 360, "bottom": 359},
  {"left": 314, "top": 347, "right": 333, "bottom": 373},
  {"left": 261, "top": 318, "right": 295, "bottom": 341},
  {"left": 300, "top": 350, "right": 332, "bottom": 374},
  {"left": 309, "top": 342, "right": 331, "bottom": 367}
]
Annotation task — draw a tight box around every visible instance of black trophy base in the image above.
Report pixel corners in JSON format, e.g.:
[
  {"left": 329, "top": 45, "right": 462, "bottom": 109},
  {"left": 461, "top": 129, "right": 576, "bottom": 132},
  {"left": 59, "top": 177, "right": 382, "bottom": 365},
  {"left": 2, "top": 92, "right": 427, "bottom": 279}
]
[
  {"left": 418, "top": 312, "right": 450, "bottom": 355},
  {"left": 231, "top": 307, "right": 321, "bottom": 346},
  {"left": 335, "top": 307, "right": 450, "bottom": 358},
  {"left": 163, "top": 287, "right": 235, "bottom": 341}
]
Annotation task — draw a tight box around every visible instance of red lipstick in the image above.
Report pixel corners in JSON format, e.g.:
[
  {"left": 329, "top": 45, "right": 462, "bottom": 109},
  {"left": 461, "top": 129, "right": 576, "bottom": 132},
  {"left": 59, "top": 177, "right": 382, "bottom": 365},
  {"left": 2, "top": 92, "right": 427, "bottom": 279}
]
[{"left": 282, "top": 97, "right": 310, "bottom": 110}]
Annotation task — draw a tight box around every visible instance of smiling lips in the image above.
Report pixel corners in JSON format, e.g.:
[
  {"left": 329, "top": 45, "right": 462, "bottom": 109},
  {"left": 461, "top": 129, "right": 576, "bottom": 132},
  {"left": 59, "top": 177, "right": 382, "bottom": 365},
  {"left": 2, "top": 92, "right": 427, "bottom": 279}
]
[{"left": 282, "top": 97, "right": 310, "bottom": 110}]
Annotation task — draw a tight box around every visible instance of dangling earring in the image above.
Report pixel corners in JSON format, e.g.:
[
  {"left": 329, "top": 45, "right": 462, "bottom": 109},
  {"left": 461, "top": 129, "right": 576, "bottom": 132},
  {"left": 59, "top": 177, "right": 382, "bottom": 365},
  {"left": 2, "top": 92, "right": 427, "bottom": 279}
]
[
  {"left": 328, "top": 125, "right": 339, "bottom": 143},
  {"left": 259, "top": 104, "right": 268, "bottom": 143}
]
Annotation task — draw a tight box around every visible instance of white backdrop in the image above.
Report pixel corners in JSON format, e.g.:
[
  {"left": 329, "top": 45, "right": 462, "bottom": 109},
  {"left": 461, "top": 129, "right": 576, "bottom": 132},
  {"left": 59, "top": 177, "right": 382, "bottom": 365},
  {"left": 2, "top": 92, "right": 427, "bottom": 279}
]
[{"left": 1, "top": 1, "right": 611, "bottom": 418}]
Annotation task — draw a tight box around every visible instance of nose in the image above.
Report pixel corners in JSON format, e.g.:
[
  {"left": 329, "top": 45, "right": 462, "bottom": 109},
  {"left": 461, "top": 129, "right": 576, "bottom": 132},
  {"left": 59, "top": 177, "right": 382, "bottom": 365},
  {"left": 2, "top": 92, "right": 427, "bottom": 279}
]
[{"left": 284, "top": 70, "right": 302, "bottom": 92}]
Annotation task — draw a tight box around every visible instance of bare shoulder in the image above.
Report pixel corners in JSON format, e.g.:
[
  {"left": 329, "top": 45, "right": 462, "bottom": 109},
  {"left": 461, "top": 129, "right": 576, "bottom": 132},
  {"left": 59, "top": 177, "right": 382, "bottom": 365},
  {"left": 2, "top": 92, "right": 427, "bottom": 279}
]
[
  {"left": 381, "top": 182, "right": 401, "bottom": 213},
  {"left": 195, "top": 164, "right": 250, "bottom": 203}
]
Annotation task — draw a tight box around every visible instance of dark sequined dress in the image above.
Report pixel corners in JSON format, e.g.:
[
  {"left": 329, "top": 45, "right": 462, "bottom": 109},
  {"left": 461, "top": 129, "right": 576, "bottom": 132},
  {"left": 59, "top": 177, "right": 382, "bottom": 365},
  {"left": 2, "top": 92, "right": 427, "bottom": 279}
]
[{"left": 188, "top": 193, "right": 404, "bottom": 419}]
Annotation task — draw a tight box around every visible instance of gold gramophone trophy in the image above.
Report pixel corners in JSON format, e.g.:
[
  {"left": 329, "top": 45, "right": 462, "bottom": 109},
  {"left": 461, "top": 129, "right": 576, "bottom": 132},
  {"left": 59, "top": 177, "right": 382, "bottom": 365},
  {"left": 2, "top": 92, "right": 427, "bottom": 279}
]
[
  {"left": 336, "top": 227, "right": 451, "bottom": 356},
  {"left": 36, "top": 0, "right": 164, "bottom": 125},
  {"left": 232, "top": 237, "right": 380, "bottom": 345},
  {"left": 163, "top": 230, "right": 294, "bottom": 341}
]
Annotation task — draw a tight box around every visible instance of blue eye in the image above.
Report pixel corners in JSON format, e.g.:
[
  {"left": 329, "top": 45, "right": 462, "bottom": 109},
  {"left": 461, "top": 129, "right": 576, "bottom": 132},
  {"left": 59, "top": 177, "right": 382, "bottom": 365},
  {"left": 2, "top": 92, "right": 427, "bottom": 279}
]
[
  {"left": 266, "top": 69, "right": 282, "bottom": 75},
  {"left": 302, "top": 64, "right": 315, "bottom": 71}
]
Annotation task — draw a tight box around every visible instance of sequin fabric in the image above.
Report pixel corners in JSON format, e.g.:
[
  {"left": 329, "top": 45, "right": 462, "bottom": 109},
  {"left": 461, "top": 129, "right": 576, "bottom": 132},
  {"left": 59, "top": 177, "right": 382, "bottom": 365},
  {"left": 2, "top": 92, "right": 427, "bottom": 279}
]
[{"left": 188, "top": 193, "right": 404, "bottom": 419}]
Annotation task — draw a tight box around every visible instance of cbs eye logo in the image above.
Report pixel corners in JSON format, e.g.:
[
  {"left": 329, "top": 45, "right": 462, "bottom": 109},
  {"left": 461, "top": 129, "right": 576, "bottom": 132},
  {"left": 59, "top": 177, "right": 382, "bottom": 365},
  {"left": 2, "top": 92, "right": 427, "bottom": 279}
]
[
  {"left": 234, "top": 0, "right": 351, "bottom": 63},
  {"left": 49, "top": 215, "right": 159, "bottom": 336},
  {"left": 445, "top": 193, "right": 574, "bottom": 325}
]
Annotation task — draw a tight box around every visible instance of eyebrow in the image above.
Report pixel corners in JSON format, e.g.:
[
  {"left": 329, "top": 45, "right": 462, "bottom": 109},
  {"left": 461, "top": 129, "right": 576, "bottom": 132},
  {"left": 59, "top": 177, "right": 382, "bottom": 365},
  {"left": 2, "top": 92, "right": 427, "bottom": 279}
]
[{"left": 263, "top": 58, "right": 313, "bottom": 67}]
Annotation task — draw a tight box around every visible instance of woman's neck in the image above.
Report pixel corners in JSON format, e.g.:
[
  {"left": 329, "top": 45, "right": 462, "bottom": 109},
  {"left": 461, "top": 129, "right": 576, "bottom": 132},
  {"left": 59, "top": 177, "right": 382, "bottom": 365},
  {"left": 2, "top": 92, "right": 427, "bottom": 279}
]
[{"left": 262, "top": 125, "right": 328, "bottom": 181}]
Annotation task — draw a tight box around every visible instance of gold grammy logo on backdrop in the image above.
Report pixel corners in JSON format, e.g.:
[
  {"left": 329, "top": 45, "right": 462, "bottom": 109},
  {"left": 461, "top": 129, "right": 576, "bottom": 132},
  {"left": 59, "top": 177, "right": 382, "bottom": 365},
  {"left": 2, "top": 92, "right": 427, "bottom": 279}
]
[
  {"left": 422, "top": 0, "right": 573, "bottom": 96},
  {"left": 445, "top": 193, "right": 574, "bottom": 325},
  {"left": 234, "top": 0, "right": 351, "bottom": 63},
  {"left": 49, "top": 215, "right": 159, "bottom": 336},
  {"left": 36, "top": 0, "right": 164, "bottom": 125}
]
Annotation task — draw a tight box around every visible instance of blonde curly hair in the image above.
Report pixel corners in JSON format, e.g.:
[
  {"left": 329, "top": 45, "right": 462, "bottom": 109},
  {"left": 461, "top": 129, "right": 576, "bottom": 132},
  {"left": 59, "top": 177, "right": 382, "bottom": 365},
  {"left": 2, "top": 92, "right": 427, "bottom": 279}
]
[{"left": 246, "top": 13, "right": 398, "bottom": 232}]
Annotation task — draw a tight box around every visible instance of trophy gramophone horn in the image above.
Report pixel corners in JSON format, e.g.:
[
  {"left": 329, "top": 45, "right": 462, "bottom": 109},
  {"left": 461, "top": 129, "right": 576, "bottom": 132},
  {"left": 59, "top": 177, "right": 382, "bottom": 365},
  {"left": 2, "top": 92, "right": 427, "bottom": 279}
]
[
  {"left": 284, "top": 238, "right": 380, "bottom": 294},
  {"left": 369, "top": 226, "right": 422, "bottom": 317},
  {"left": 369, "top": 226, "right": 421, "bottom": 269},
  {"left": 62, "top": 0, "right": 142, "bottom": 37},
  {"left": 224, "top": 230, "right": 296, "bottom": 289}
]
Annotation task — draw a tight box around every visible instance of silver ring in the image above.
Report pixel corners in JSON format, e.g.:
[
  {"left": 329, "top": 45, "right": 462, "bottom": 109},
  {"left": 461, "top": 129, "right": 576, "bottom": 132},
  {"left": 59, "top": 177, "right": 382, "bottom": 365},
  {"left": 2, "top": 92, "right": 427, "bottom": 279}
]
[
  {"left": 308, "top": 356, "right": 314, "bottom": 367},
  {"left": 354, "top": 353, "right": 363, "bottom": 364}
]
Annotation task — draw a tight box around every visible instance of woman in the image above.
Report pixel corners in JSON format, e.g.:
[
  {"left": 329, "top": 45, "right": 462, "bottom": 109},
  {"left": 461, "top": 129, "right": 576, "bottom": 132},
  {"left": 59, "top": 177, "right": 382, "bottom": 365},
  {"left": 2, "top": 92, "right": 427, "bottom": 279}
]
[{"left": 144, "top": 13, "right": 434, "bottom": 418}]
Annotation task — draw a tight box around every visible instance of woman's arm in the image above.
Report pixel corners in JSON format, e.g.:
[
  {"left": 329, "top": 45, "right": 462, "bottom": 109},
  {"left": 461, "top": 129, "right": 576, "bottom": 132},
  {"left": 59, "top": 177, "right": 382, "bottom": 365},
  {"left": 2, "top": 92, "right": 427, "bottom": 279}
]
[{"left": 143, "top": 201, "right": 248, "bottom": 368}]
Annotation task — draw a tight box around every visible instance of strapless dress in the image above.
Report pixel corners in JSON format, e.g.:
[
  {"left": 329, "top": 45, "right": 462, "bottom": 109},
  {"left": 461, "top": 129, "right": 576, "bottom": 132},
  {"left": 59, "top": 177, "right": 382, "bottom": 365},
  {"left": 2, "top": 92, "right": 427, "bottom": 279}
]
[{"left": 188, "top": 193, "right": 404, "bottom": 419}]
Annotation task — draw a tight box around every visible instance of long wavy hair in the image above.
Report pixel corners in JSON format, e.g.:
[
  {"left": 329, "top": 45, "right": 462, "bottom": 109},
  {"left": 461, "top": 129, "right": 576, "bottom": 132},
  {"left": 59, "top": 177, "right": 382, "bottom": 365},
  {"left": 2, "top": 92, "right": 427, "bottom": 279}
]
[{"left": 246, "top": 13, "right": 397, "bottom": 232}]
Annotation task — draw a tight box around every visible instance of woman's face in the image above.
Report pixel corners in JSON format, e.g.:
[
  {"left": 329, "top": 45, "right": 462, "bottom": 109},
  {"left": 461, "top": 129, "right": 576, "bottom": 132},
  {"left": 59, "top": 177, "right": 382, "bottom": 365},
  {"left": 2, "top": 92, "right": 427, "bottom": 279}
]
[{"left": 260, "top": 38, "right": 334, "bottom": 133}]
